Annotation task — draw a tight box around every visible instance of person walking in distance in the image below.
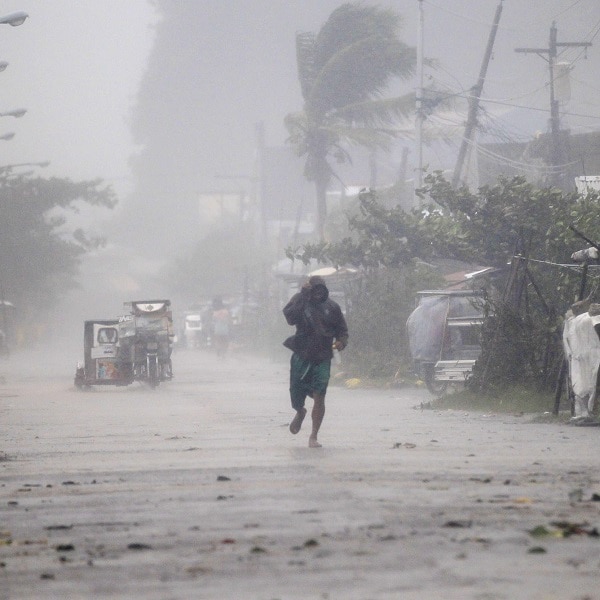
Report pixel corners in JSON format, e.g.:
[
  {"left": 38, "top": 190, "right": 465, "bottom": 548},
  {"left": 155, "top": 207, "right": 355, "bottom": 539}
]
[
  {"left": 211, "top": 296, "right": 231, "bottom": 357},
  {"left": 283, "top": 275, "right": 348, "bottom": 448}
]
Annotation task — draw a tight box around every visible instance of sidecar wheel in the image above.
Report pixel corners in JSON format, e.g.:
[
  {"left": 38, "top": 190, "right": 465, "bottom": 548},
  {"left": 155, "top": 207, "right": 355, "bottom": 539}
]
[{"left": 424, "top": 365, "right": 448, "bottom": 397}]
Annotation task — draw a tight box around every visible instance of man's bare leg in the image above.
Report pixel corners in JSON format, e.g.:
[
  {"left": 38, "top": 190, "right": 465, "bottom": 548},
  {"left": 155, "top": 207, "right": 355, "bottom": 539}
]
[
  {"left": 309, "top": 394, "right": 325, "bottom": 448},
  {"left": 289, "top": 407, "right": 307, "bottom": 434}
]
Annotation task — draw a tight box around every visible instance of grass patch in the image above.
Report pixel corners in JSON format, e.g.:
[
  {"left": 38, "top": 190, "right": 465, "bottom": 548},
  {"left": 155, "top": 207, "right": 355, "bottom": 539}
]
[{"left": 421, "top": 386, "right": 561, "bottom": 415}]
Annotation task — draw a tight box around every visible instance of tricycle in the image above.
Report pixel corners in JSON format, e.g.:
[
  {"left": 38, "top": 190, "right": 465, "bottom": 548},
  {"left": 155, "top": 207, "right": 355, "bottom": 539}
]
[
  {"left": 74, "top": 299, "right": 174, "bottom": 389},
  {"left": 406, "top": 290, "right": 485, "bottom": 396}
]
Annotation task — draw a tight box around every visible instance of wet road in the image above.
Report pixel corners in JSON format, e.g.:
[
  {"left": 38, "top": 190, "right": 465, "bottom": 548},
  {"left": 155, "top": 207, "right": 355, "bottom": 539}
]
[{"left": 2, "top": 347, "right": 600, "bottom": 599}]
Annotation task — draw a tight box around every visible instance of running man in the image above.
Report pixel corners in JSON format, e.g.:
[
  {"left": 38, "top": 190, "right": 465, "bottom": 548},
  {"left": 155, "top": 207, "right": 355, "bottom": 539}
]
[{"left": 283, "top": 275, "right": 348, "bottom": 447}]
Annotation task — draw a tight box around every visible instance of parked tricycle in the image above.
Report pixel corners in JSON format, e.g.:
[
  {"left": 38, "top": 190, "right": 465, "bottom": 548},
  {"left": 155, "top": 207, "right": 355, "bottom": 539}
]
[
  {"left": 407, "top": 290, "right": 485, "bottom": 396},
  {"left": 74, "top": 299, "right": 174, "bottom": 389}
]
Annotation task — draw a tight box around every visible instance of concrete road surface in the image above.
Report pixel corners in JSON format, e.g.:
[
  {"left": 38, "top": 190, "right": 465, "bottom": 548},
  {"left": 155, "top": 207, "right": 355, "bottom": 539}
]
[{"left": 1, "top": 347, "right": 600, "bottom": 600}]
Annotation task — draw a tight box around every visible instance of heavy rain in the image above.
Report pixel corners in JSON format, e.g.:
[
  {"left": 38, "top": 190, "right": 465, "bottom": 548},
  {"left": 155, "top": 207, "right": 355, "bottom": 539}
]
[{"left": 2, "top": 1, "right": 600, "bottom": 598}]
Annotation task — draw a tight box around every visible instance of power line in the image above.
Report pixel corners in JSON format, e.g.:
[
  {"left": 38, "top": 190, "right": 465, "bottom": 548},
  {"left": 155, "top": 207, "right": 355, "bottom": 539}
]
[
  {"left": 567, "top": 17, "right": 600, "bottom": 64},
  {"left": 423, "top": 0, "right": 520, "bottom": 33},
  {"left": 570, "top": 73, "right": 600, "bottom": 97},
  {"left": 552, "top": 0, "right": 586, "bottom": 20},
  {"left": 460, "top": 93, "right": 599, "bottom": 121},
  {"left": 478, "top": 110, "right": 533, "bottom": 144},
  {"left": 475, "top": 141, "right": 577, "bottom": 173}
]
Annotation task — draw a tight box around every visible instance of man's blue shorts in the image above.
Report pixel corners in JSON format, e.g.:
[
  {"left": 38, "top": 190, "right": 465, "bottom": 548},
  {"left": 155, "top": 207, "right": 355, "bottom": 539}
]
[{"left": 289, "top": 353, "right": 331, "bottom": 411}]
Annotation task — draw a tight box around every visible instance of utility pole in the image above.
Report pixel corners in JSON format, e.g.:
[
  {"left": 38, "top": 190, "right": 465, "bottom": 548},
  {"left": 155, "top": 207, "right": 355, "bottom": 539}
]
[
  {"left": 254, "top": 121, "right": 267, "bottom": 244},
  {"left": 414, "top": 0, "right": 424, "bottom": 202},
  {"left": 515, "top": 22, "right": 591, "bottom": 188},
  {"left": 452, "top": 0, "right": 503, "bottom": 189}
]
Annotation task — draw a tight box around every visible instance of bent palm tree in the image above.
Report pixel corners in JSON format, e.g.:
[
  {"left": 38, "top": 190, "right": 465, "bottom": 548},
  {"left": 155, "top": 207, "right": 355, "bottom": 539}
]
[{"left": 285, "top": 3, "right": 416, "bottom": 240}]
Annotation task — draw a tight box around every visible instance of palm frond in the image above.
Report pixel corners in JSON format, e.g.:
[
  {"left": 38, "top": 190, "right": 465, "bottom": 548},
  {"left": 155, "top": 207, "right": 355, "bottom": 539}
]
[
  {"left": 285, "top": 3, "right": 420, "bottom": 238},
  {"left": 309, "top": 35, "right": 414, "bottom": 114},
  {"left": 334, "top": 94, "right": 415, "bottom": 127},
  {"left": 315, "top": 3, "right": 402, "bottom": 68},
  {"left": 295, "top": 32, "right": 317, "bottom": 102},
  {"left": 320, "top": 124, "right": 398, "bottom": 152}
]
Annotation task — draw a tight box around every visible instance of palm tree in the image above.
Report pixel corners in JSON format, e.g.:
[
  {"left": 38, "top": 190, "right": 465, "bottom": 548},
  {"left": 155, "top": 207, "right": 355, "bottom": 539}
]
[{"left": 285, "top": 3, "right": 416, "bottom": 241}]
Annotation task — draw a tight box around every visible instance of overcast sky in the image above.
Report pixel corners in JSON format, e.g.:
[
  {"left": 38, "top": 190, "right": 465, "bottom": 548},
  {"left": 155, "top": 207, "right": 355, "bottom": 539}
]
[{"left": 0, "top": 0, "right": 157, "bottom": 195}]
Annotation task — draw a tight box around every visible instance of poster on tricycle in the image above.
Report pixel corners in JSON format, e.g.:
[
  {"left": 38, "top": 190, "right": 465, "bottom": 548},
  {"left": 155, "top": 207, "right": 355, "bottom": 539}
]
[{"left": 95, "top": 360, "right": 121, "bottom": 380}]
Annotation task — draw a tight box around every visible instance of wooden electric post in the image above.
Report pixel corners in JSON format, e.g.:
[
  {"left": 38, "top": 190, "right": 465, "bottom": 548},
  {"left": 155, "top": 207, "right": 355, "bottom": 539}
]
[{"left": 516, "top": 23, "right": 591, "bottom": 188}]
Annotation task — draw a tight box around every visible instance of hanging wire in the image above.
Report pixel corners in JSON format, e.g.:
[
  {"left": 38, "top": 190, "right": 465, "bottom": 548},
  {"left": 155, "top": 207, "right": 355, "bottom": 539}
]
[
  {"left": 551, "top": 0, "right": 586, "bottom": 19},
  {"left": 470, "top": 137, "right": 580, "bottom": 173},
  {"left": 569, "top": 74, "right": 600, "bottom": 96},
  {"left": 477, "top": 107, "right": 534, "bottom": 144},
  {"left": 475, "top": 82, "right": 550, "bottom": 105},
  {"left": 424, "top": 0, "right": 522, "bottom": 33},
  {"left": 454, "top": 93, "right": 599, "bottom": 121},
  {"left": 518, "top": 256, "right": 600, "bottom": 279},
  {"left": 564, "top": 17, "right": 600, "bottom": 64}
]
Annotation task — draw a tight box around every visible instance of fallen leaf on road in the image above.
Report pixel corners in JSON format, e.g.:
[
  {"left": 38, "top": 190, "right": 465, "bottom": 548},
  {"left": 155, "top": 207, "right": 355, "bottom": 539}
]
[
  {"left": 529, "top": 525, "right": 565, "bottom": 538},
  {"left": 443, "top": 520, "right": 472, "bottom": 528},
  {"left": 550, "top": 522, "right": 600, "bottom": 537},
  {"left": 127, "top": 543, "right": 152, "bottom": 550}
]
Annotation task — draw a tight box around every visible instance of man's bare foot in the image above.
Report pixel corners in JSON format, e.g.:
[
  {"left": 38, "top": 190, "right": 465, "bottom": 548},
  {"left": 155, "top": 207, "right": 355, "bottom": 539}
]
[
  {"left": 308, "top": 436, "right": 322, "bottom": 448},
  {"left": 289, "top": 408, "right": 307, "bottom": 434}
]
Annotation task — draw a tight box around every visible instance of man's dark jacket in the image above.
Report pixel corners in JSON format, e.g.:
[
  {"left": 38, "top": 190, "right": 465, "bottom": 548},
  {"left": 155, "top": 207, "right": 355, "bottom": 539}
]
[{"left": 283, "top": 276, "right": 348, "bottom": 363}]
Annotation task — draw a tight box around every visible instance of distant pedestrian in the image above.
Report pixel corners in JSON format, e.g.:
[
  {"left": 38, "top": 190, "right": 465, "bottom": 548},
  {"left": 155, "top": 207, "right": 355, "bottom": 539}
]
[
  {"left": 211, "top": 296, "right": 231, "bottom": 357},
  {"left": 283, "top": 275, "right": 348, "bottom": 448}
]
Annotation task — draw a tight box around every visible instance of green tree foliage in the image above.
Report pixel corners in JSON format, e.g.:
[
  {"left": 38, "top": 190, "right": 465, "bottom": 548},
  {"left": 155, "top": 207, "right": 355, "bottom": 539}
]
[
  {"left": 285, "top": 3, "right": 416, "bottom": 241},
  {"left": 0, "top": 170, "right": 116, "bottom": 321},
  {"left": 419, "top": 172, "right": 596, "bottom": 267},
  {"left": 287, "top": 187, "right": 438, "bottom": 268},
  {"left": 421, "top": 172, "right": 600, "bottom": 310},
  {"left": 421, "top": 172, "right": 600, "bottom": 392}
]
